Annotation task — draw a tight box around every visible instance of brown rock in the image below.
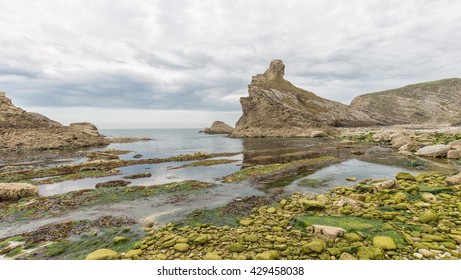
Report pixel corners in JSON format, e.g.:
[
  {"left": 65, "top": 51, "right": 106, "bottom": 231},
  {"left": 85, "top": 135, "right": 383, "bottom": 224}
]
[
  {"left": 446, "top": 172, "right": 461, "bottom": 186},
  {"left": 447, "top": 149, "right": 461, "bottom": 159},
  {"left": 203, "top": 121, "right": 234, "bottom": 134},
  {"left": 0, "top": 183, "right": 39, "bottom": 201}
]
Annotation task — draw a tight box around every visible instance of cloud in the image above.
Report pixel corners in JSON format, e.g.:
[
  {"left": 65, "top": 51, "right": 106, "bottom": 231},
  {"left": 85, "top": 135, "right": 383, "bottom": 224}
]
[{"left": 0, "top": 0, "right": 460, "bottom": 127}]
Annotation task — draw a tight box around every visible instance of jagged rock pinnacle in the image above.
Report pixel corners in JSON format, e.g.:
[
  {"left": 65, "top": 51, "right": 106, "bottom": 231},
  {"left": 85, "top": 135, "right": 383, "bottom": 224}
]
[{"left": 251, "top": 59, "right": 285, "bottom": 83}]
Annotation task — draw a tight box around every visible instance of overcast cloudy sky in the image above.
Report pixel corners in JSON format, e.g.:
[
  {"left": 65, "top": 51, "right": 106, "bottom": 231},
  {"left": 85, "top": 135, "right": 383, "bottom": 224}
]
[{"left": 1, "top": 0, "right": 460, "bottom": 128}]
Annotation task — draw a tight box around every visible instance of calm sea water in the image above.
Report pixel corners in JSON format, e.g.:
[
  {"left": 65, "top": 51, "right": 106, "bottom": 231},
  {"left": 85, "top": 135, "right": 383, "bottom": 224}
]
[{"left": 37, "top": 129, "right": 460, "bottom": 196}]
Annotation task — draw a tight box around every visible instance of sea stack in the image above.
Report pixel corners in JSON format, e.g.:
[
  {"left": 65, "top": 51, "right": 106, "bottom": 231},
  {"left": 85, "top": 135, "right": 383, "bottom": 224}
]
[
  {"left": 203, "top": 121, "right": 234, "bottom": 134},
  {"left": 230, "top": 60, "right": 379, "bottom": 137}
]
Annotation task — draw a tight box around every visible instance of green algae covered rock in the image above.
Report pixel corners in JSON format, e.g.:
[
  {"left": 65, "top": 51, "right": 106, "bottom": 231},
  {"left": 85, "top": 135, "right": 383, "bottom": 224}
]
[
  {"left": 174, "top": 243, "right": 190, "bottom": 252},
  {"left": 372, "top": 236, "right": 397, "bottom": 250},
  {"left": 302, "top": 238, "right": 326, "bottom": 254},
  {"left": 86, "top": 249, "right": 119, "bottom": 260},
  {"left": 193, "top": 234, "right": 209, "bottom": 245},
  {"left": 357, "top": 246, "right": 384, "bottom": 260},
  {"left": 229, "top": 242, "right": 245, "bottom": 253},
  {"left": 239, "top": 219, "right": 254, "bottom": 226},
  {"left": 112, "top": 236, "right": 129, "bottom": 244},
  {"left": 396, "top": 172, "right": 416, "bottom": 181},
  {"left": 343, "top": 232, "right": 362, "bottom": 242},
  {"left": 204, "top": 252, "right": 222, "bottom": 260},
  {"left": 244, "top": 234, "right": 259, "bottom": 243},
  {"left": 300, "top": 200, "right": 325, "bottom": 211},
  {"left": 254, "top": 250, "right": 280, "bottom": 260},
  {"left": 339, "top": 252, "right": 357, "bottom": 260},
  {"left": 419, "top": 210, "right": 439, "bottom": 223},
  {"left": 125, "top": 249, "right": 142, "bottom": 258}
]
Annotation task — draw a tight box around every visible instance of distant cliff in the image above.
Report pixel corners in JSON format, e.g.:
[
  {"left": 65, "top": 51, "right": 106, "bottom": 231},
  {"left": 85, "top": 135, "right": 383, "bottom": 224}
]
[
  {"left": 350, "top": 78, "right": 461, "bottom": 126},
  {"left": 230, "top": 60, "right": 380, "bottom": 137},
  {"left": 0, "top": 92, "right": 108, "bottom": 151}
]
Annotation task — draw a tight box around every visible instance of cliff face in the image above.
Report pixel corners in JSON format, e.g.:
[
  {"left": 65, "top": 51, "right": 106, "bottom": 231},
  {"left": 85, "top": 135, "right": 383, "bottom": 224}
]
[
  {"left": 350, "top": 79, "right": 461, "bottom": 126},
  {"left": 0, "top": 91, "right": 108, "bottom": 151},
  {"left": 230, "top": 60, "right": 380, "bottom": 137},
  {"left": 0, "top": 92, "right": 62, "bottom": 129}
]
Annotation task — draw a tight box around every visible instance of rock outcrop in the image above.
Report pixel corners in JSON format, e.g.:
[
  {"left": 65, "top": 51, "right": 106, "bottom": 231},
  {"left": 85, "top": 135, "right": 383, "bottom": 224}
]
[
  {"left": 0, "top": 183, "right": 39, "bottom": 201},
  {"left": 0, "top": 91, "right": 109, "bottom": 151},
  {"left": 350, "top": 78, "right": 461, "bottom": 125},
  {"left": 203, "top": 121, "right": 234, "bottom": 134},
  {"left": 231, "top": 60, "right": 380, "bottom": 137}
]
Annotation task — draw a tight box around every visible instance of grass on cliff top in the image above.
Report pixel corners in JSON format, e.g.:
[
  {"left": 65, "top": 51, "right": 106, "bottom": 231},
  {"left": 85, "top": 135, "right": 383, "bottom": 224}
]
[{"left": 221, "top": 156, "right": 336, "bottom": 183}]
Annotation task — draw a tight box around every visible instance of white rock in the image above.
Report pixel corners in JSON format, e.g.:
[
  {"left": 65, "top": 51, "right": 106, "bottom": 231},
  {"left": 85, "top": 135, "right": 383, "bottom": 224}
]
[
  {"left": 413, "top": 252, "right": 423, "bottom": 259},
  {"left": 415, "top": 144, "right": 451, "bottom": 157}
]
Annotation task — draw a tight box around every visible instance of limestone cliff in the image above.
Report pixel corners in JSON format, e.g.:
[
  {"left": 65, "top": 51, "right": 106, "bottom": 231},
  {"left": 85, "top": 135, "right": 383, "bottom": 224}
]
[
  {"left": 0, "top": 91, "right": 108, "bottom": 151},
  {"left": 231, "top": 60, "right": 380, "bottom": 137},
  {"left": 350, "top": 79, "right": 461, "bottom": 125}
]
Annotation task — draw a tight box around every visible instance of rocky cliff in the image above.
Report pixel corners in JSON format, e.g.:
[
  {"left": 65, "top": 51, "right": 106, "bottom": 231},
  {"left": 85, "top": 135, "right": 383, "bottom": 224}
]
[
  {"left": 203, "top": 121, "right": 234, "bottom": 134},
  {"left": 0, "top": 91, "right": 108, "bottom": 151},
  {"left": 350, "top": 78, "right": 461, "bottom": 126},
  {"left": 230, "top": 60, "right": 380, "bottom": 137}
]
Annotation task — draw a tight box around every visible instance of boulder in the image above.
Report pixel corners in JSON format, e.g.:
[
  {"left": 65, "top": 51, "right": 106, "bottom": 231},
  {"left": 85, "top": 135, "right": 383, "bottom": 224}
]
[
  {"left": 372, "top": 236, "right": 397, "bottom": 250},
  {"left": 310, "top": 131, "right": 328, "bottom": 138},
  {"left": 95, "top": 180, "right": 131, "bottom": 188},
  {"left": 300, "top": 200, "right": 325, "bottom": 211},
  {"left": 0, "top": 183, "right": 39, "bottom": 201},
  {"left": 415, "top": 145, "right": 451, "bottom": 157},
  {"left": 419, "top": 210, "right": 439, "bottom": 223},
  {"left": 203, "top": 121, "right": 234, "bottom": 134},
  {"left": 446, "top": 172, "right": 461, "bottom": 186},
  {"left": 306, "top": 225, "right": 347, "bottom": 242},
  {"left": 254, "top": 250, "right": 280, "bottom": 260},
  {"left": 447, "top": 149, "right": 461, "bottom": 159},
  {"left": 85, "top": 249, "right": 119, "bottom": 260},
  {"left": 448, "top": 139, "right": 461, "bottom": 149},
  {"left": 396, "top": 172, "right": 416, "bottom": 181},
  {"left": 372, "top": 180, "right": 396, "bottom": 192},
  {"left": 302, "top": 238, "right": 326, "bottom": 254}
]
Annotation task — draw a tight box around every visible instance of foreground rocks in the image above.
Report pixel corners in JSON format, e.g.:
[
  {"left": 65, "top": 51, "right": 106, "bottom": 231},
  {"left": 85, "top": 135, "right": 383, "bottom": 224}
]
[
  {"left": 0, "top": 91, "right": 109, "bottom": 151},
  {"left": 84, "top": 171, "right": 461, "bottom": 260},
  {"left": 203, "top": 121, "right": 234, "bottom": 135}
]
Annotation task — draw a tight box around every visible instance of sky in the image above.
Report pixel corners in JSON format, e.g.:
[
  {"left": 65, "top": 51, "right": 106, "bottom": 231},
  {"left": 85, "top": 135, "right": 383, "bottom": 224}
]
[{"left": 0, "top": 0, "right": 460, "bottom": 128}]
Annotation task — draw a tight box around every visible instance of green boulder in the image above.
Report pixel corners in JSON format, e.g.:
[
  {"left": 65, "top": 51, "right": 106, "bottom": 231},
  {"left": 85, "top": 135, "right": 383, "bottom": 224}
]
[
  {"left": 419, "top": 210, "right": 439, "bottom": 223},
  {"left": 372, "top": 236, "right": 397, "bottom": 250},
  {"left": 396, "top": 172, "right": 416, "bottom": 181},
  {"left": 86, "top": 249, "right": 119, "bottom": 260}
]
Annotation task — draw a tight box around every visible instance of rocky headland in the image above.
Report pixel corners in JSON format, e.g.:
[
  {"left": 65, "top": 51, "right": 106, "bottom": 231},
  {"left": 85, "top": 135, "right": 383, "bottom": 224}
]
[
  {"left": 0, "top": 92, "right": 108, "bottom": 152},
  {"left": 231, "top": 60, "right": 461, "bottom": 138},
  {"left": 230, "top": 60, "right": 382, "bottom": 138},
  {"left": 203, "top": 121, "right": 234, "bottom": 135}
]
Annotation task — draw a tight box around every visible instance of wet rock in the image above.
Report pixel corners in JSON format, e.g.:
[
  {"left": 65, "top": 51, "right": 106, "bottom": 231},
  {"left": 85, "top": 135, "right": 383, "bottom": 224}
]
[
  {"left": 302, "top": 238, "right": 326, "bottom": 254},
  {"left": 204, "top": 252, "right": 222, "bottom": 260},
  {"left": 419, "top": 210, "right": 439, "bottom": 223},
  {"left": 254, "top": 251, "right": 280, "bottom": 260},
  {"left": 396, "top": 172, "right": 416, "bottom": 181},
  {"left": 357, "top": 246, "right": 384, "bottom": 260},
  {"left": 372, "top": 236, "right": 397, "bottom": 250},
  {"left": 133, "top": 154, "right": 143, "bottom": 159},
  {"left": 244, "top": 235, "right": 259, "bottom": 243},
  {"left": 418, "top": 249, "right": 434, "bottom": 258},
  {"left": 343, "top": 232, "right": 362, "bottom": 242},
  {"left": 239, "top": 219, "right": 254, "bottom": 226},
  {"left": 339, "top": 252, "right": 357, "bottom": 260},
  {"left": 300, "top": 200, "right": 325, "bottom": 210},
  {"left": 229, "top": 242, "right": 245, "bottom": 253},
  {"left": 413, "top": 252, "right": 423, "bottom": 259},
  {"left": 112, "top": 236, "right": 129, "bottom": 244},
  {"left": 0, "top": 183, "right": 39, "bottom": 201},
  {"left": 193, "top": 234, "right": 209, "bottom": 245},
  {"left": 372, "top": 180, "right": 396, "bottom": 192},
  {"left": 173, "top": 243, "right": 190, "bottom": 252},
  {"left": 446, "top": 172, "right": 461, "bottom": 186},
  {"left": 123, "top": 173, "right": 152, "bottom": 179},
  {"left": 415, "top": 145, "right": 451, "bottom": 157},
  {"left": 447, "top": 149, "right": 461, "bottom": 159},
  {"left": 95, "top": 180, "right": 131, "bottom": 188},
  {"left": 346, "top": 177, "right": 357, "bottom": 181},
  {"left": 421, "top": 193, "right": 437, "bottom": 203},
  {"left": 86, "top": 249, "right": 120, "bottom": 260},
  {"left": 125, "top": 249, "right": 142, "bottom": 258},
  {"left": 307, "top": 225, "right": 346, "bottom": 242}
]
